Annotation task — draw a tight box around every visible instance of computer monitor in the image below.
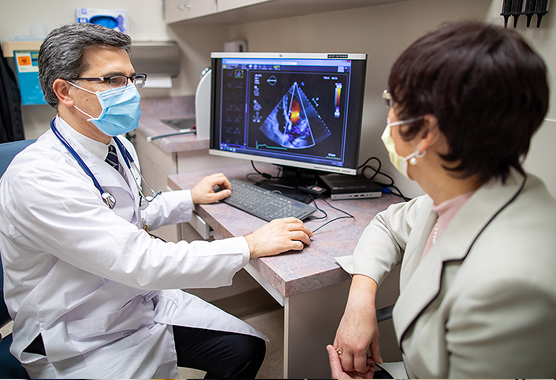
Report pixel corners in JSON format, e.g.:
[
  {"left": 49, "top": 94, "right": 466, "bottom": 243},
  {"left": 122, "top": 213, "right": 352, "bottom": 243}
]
[{"left": 209, "top": 52, "right": 367, "bottom": 188}]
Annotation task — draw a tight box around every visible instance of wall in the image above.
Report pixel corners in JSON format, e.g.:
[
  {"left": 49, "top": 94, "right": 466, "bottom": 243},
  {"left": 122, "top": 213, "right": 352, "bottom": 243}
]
[
  {"left": 219, "top": 0, "right": 556, "bottom": 198},
  {"left": 0, "top": 0, "right": 172, "bottom": 139},
  {"left": 1, "top": 0, "right": 554, "bottom": 197},
  {"left": 484, "top": 1, "right": 556, "bottom": 200}
]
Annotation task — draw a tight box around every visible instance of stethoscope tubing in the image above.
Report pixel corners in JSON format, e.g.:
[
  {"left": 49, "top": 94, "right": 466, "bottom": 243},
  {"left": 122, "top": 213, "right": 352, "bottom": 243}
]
[
  {"left": 50, "top": 118, "right": 108, "bottom": 199},
  {"left": 50, "top": 118, "right": 156, "bottom": 209}
]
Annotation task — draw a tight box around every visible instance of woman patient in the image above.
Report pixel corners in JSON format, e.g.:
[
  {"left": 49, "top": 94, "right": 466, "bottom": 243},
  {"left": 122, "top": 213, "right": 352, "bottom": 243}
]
[{"left": 328, "top": 20, "right": 556, "bottom": 379}]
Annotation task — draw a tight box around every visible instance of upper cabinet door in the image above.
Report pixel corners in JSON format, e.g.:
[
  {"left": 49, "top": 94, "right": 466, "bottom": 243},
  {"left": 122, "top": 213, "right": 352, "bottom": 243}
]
[
  {"left": 165, "top": 0, "right": 407, "bottom": 25},
  {"left": 165, "top": 0, "right": 218, "bottom": 23},
  {"left": 217, "top": 0, "right": 273, "bottom": 13}
]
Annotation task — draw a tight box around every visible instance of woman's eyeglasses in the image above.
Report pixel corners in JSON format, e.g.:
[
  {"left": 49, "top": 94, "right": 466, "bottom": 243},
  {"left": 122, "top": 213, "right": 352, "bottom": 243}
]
[{"left": 382, "top": 90, "right": 394, "bottom": 108}]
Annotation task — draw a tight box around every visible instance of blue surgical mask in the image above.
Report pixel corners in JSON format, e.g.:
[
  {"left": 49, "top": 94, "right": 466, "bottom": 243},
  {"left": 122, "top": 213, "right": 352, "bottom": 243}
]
[{"left": 70, "top": 82, "right": 141, "bottom": 136}]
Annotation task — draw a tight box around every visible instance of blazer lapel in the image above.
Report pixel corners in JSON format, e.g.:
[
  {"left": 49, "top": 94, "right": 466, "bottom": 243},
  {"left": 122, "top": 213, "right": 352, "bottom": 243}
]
[{"left": 393, "top": 170, "right": 526, "bottom": 348}]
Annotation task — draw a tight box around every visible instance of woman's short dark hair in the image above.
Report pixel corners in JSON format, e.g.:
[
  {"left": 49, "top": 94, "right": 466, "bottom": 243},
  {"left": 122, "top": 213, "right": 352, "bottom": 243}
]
[
  {"left": 388, "top": 20, "right": 549, "bottom": 184},
  {"left": 38, "top": 23, "right": 132, "bottom": 108}
]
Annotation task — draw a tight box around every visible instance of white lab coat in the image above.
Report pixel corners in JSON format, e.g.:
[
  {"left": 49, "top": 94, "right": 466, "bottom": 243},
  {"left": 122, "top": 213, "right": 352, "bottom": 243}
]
[{"left": 0, "top": 118, "right": 265, "bottom": 379}]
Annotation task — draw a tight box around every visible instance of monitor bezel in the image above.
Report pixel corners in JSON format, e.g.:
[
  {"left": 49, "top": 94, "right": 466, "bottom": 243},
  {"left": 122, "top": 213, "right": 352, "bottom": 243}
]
[{"left": 209, "top": 52, "right": 367, "bottom": 176}]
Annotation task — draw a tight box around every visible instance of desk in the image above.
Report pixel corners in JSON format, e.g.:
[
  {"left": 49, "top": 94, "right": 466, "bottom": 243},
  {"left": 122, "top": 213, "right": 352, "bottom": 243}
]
[{"left": 168, "top": 164, "right": 402, "bottom": 378}]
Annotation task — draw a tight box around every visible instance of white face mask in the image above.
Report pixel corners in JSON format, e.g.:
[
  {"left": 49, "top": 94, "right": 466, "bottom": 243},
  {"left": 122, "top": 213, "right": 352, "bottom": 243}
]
[{"left": 381, "top": 117, "right": 425, "bottom": 179}]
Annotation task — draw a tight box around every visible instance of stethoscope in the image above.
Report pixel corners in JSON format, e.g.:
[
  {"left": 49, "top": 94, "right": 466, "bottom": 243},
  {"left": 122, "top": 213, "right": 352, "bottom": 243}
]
[{"left": 50, "top": 118, "right": 161, "bottom": 210}]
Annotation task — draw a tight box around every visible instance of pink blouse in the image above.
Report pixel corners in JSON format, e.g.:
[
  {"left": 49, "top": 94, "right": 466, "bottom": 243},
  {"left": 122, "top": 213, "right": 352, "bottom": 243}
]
[{"left": 422, "top": 191, "right": 474, "bottom": 260}]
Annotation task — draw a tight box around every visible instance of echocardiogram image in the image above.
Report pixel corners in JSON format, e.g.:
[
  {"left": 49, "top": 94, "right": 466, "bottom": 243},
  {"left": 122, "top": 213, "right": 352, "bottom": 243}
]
[{"left": 259, "top": 82, "right": 332, "bottom": 149}]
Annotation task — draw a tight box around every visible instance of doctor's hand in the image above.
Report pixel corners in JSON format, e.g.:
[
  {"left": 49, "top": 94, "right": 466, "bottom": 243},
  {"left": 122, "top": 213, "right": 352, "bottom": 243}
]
[
  {"left": 191, "top": 173, "right": 232, "bottom": 204},
  {"left": 244, "top": 217, "right": 313, "bottom": 259}
]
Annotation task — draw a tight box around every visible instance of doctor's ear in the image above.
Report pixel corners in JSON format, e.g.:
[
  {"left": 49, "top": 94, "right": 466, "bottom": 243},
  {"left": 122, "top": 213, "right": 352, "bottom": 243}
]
[{"left": 52, "top": 79, "right": 75, "bottom": 107}]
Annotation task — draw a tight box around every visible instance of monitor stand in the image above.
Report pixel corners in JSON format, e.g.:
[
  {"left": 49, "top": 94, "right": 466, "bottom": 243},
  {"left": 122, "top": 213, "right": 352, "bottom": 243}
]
[{"left": 255, "top": 166, "right": 318, "bottom": 204}]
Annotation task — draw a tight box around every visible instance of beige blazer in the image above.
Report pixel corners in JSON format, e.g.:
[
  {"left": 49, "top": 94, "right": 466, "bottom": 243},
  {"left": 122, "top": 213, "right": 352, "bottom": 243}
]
[{"left": 338, "top": 169, "right": 556, "bottom": 378}]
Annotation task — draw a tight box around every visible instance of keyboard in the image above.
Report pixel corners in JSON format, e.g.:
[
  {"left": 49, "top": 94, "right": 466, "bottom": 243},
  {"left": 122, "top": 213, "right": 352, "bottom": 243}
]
[{"left": 221, "top": 178, "right": 317, "bottom": 222}]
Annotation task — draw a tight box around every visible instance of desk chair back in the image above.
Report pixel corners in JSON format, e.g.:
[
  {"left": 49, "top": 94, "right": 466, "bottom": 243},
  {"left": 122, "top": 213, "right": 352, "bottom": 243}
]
[{"left": 0, "top": 139, "right": 35, "bottom": 378}]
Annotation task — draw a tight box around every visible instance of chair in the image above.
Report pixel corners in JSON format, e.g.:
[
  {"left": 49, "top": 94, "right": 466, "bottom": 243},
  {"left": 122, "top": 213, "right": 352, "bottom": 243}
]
[
  {"left": 1, "top": 139, "right": 35, "bottom": 379},
  {"left": 376, "top": 304, "right": 394, "bottom": 323},
  {"left": 0, "top": 139, "right": 35, "bottom": 177}
]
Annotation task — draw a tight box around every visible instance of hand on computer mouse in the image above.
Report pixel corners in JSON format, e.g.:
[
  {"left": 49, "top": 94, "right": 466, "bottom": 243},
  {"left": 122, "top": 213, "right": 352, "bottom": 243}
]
[{"left": 244, "top": 217, "right": 313, "bottom": 259}]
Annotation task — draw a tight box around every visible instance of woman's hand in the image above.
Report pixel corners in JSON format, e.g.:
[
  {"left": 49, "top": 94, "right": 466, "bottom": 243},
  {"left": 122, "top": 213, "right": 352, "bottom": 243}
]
[
  {"left": 333, "top": 275, "right": 383, "bottom": 375},
  {"left": 327, "top": 345, "right": 375, "bottom": 379}
]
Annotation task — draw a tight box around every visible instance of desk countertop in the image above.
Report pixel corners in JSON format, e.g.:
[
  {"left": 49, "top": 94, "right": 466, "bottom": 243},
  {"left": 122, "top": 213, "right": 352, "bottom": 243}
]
[
  {"left": 137, "top": 96, "right": 207, "bottom": 153},
  {"left": 168, "top": 164, "right": 403, "bottom": 299}
]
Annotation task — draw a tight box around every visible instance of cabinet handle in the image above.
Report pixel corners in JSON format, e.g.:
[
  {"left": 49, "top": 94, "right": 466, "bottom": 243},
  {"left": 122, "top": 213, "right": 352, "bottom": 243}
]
[{"left": 176, "top": 0, "right": 191, "bottom": 10}]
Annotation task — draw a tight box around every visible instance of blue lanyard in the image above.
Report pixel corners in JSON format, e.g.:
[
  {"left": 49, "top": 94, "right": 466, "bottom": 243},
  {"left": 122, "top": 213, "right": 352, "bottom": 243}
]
[{"left": 50, "top": 118, "right": 128, "bottom": 209}]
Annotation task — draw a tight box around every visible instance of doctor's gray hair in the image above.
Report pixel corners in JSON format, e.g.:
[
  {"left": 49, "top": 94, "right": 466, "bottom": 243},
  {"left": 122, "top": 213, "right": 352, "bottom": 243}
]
[{"left": 38, "top": 23, "right": 132, "bottom": 108}]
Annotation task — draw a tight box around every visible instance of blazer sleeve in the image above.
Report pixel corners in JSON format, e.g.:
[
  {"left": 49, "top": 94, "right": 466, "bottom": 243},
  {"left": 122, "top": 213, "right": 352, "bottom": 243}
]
[{"left": 338, "top": 196, "right": 427, "bottom": 286}]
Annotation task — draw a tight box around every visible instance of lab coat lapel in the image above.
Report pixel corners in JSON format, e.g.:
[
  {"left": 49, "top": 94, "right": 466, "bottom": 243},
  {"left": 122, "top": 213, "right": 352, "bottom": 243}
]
[
  {"left": 118, "top": 149, "right": 142, "bottom": 225},
  {"left": 393, "top": 170, "right": 526, "bottom": 347}
]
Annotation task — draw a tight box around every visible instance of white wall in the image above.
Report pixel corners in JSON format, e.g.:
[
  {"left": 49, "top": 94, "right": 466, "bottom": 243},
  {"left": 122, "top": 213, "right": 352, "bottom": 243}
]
[
  {"left": 0, "top": 0, "right": 172, "bottom": 138},
  {"left": 1, "top": 0, "right": 554, "bottom": 197},
  {"left": 226, "top": 0, "right": 493, "bottom": 199},
  {"left": 484, "top": 1, "right": 556, "bottom": 200},
  {"left": 223, "top": 0, "right": 556, "bottom": 198}
]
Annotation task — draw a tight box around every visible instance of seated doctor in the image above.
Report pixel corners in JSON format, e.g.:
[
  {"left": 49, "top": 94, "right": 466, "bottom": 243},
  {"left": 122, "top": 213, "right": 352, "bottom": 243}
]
[
  {"left": 327, "top": 20, "right": 556, "bottom": 379},
  {"left": 0, "top": 23, "right": 312, "bottom": 379}
]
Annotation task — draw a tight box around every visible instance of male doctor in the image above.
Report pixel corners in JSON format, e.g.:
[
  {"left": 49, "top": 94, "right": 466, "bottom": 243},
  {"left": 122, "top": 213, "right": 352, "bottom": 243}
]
[{"left": 0, "top": 23, "right": 312, "bottom": 379}]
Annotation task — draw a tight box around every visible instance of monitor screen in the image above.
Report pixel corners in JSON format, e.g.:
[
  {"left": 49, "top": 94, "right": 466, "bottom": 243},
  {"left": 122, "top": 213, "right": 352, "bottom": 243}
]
[{"left": 209, "top": 52, "right": 367, "bottom": 176}]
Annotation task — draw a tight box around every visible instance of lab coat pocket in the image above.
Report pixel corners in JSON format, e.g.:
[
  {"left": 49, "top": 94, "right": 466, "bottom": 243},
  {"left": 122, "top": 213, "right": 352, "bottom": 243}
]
[{"left": 63, "top": 296, "right": 155, "bottom": 355}]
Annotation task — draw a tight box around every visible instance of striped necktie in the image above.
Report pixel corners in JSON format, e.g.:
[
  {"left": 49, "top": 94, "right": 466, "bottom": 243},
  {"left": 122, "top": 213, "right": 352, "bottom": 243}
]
[{"left": 105, "top": 144, "right": 120, "bottom": 172}]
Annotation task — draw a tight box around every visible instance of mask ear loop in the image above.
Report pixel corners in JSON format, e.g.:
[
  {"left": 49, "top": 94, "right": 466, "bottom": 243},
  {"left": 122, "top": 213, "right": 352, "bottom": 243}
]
[
  {"left": 408, "top": 128, "right": 441, "bottom": 165},
  {"left": 408, "top": 150, "right": 426, "bottom": 165},
  {"left": 68, "top": 81, "right": 101, "bottom": 120}
]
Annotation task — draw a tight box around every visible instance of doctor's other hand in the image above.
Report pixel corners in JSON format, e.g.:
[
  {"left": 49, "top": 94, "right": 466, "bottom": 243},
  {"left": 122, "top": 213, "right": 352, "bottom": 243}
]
[
  {"left": 327, "top": 345, "right": 375, "bottom": 379},
  {"left": 244, "top": 217, "right": 313, "bottom": 259},
  {"left": 191, "top": 173, "right": 232, "bottom": 204}
]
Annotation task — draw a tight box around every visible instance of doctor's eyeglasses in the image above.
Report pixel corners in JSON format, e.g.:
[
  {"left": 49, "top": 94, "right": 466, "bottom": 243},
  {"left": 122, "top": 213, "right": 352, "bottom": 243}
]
[{"left": 70, "top": 74, "right": 147, "bottom": 92}]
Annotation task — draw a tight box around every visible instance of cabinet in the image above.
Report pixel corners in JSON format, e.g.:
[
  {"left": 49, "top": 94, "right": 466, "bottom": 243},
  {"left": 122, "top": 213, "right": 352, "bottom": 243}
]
[
  {"left": 217, "top": 0, "right": 272, "bottom": 13},
  {"left": 165, "top": 0, "right": 408, "bottom": 25},
  {"left": 164, "top": 0, "right": 217, "bottom": 24}
]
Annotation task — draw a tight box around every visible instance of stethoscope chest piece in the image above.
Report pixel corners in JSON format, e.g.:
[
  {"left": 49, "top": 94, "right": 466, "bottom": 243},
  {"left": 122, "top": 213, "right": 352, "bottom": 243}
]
[{"left": 102, "top": 192, "right": 116, "bottom": 209}]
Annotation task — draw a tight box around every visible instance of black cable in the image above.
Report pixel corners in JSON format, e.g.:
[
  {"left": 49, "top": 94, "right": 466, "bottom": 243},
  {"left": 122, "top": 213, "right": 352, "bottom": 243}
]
[
  {"left": 251, "top": 160, "right": 273, "bottom": 179},
  {"left": 312, "top": 197, "right": 355, "bottom": 233},
  {"left": 376, "top": 183, "right": 412, "bottom": 202},
  {"left": 358, "top": 156, "right": 412, "bottom": 202},
  {"left": 246, "top": 162, "right": 283, "bottom": 183},
  {"left": 307, "top": 195, "right": 328, "bottom": 220},
  {"left": 358, "top": 156, "right": 382, "bottom": 181}
]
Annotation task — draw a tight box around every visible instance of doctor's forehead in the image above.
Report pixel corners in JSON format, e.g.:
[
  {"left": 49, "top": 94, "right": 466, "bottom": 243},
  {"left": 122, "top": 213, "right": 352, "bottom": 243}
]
[{"left": 80, "top": 45, "right": 135, "bottom": 76}]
